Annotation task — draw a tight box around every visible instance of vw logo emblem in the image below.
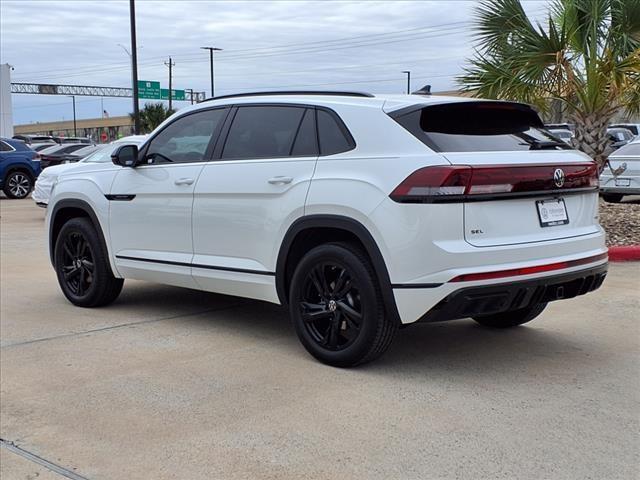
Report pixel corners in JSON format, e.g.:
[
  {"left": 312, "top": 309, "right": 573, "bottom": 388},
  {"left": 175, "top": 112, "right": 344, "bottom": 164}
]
[{"left": 553, "top": 168, "right": 565, "bottom": 188}]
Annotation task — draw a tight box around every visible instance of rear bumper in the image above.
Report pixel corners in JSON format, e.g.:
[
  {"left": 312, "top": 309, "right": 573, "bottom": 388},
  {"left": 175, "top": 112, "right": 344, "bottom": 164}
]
[{"left": 416, "top": 263, "right": 607, "bottom": 323}]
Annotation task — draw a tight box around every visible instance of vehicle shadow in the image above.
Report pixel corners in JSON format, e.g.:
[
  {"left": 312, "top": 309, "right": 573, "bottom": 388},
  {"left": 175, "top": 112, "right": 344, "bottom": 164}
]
[{"left": 116, "top": 284, "right": 598, "bottom": 377}]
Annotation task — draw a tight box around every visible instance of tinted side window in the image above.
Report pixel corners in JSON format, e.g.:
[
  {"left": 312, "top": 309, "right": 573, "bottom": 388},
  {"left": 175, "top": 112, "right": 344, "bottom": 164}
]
[
  {"left": 316, "top": 109, "right": 354, "bottom": 156},
  {"left": 291, "top": 109, "right": 318, "bottom": 156},
  {"left": 146, "top": 108, "right": 226, "bottom": 164},
  {"left": 0, "top": 141, "right": 12, "bottom": 152},
  {"left": 222, "top": 106, "right": 305, "bottom": 159}
]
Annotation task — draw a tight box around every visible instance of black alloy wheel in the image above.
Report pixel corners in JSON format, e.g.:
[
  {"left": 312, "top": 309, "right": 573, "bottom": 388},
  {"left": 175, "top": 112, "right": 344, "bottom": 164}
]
[
  {"left": 299, "top": 262, "right": 363, "bottom": 351},
  {"left": 289, "top": 243, "right": 397, "bottom": 367},
  {"left": 60, "top": 231, "right": 95, "bottom": 297},
  {"left": 54, "top": 217, "right": 124, "bottom": 307}
]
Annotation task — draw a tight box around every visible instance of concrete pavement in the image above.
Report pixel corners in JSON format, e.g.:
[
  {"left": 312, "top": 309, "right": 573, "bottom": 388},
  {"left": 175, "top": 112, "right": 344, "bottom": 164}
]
[{"left": 1, "top": 198, "right": 639, "bottom": 479}]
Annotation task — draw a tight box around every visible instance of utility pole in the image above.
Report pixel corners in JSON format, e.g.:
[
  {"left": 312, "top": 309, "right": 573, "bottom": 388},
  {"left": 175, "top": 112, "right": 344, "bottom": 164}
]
[
  {"left": 200, "top": 46, "right": 222, "bottom": 98},
  {"left": 129, "top": 0, "right": 140, "bottom": 134},
  {"left": 402, "top": 71, "right": 411, "bottom": 94},
  {"left": 68, "top": 95, "right": 77, "bottom": 136},
  {"left": 164, "top": 57, "right": 175, "bottom": 111}
]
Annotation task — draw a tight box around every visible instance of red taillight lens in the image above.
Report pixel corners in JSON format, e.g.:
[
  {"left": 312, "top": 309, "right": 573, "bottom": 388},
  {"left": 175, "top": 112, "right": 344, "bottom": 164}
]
[
  {"left": 390, "top": 162, "right": 598, "bottom": 203},
  {"left": 389, "top": 166, "right": 471, "bottom": 200}
]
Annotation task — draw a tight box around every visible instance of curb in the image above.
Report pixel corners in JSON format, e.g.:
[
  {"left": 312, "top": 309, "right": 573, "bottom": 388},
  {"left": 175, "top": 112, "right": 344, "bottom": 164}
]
[{"left": 608, "top": 245, "right": 640, "bottom": 262}]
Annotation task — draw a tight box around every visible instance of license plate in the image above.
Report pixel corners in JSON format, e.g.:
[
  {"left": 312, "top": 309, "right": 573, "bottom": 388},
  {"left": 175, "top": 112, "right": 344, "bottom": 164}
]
[
  {"left": 536, "top": 198, "right": 569, "bottom": 227},
  {"left": 615, "top": 178, "right": 631, "bottom": 187}
]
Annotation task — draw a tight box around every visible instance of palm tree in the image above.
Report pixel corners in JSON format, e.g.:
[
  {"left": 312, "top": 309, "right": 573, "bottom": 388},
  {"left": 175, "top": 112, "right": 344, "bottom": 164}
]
[
  {"left": 130, "top": 103, "right": 175, "bottom": 133},
  {"left": 458, "top": 0, "right": 640, "bottom": 168}
]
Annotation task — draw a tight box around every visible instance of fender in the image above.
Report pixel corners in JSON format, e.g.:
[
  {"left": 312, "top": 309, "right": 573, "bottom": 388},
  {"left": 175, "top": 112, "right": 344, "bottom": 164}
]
[
  {"left": 275, "top": 214, "right": 400, "bottom": 324},
  {"left": 48, "top": 199, "right": 114, "bottom": 273}
]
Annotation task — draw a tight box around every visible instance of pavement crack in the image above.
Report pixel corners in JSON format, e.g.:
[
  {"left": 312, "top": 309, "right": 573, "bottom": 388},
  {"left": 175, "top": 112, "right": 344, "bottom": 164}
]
[
  {"left": 1, "top": 301, "right": 250, "bottom": 349},
  {"left": 0, "top": 438, "right": 90, "bottom": 480}
]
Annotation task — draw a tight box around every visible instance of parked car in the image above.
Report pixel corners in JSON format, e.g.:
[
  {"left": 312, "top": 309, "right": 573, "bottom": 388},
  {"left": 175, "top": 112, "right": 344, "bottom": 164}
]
[
  {"left": 600, "top": 138, "right": 640, "bottom": 202},
  {"left": 46, "top": 92, "right": 607, "bottom": 367},
  {"left": 32, "top": 136, "right": 147, "bottom": 207},
  {"left": 609, "top": 123, "right": 640, "bottom": 137},
  {"left": 13, "top": 134, "right": 59, "bottom": 145},
  {"left": 1, "top": 137, "right": 42, "bottom": 199},
  {"left": 31, "top": 143, "right": 59, "bottom": 152},
  {"left": 548, "top": 128, "right": 574, "bottom": 144},
  {"left": 60, "top": 137, "right": 92, "bottom": 144},
  {"left": 39, "top": 143, "right": 92, "bottom": 168},
  {"left": 606, "top": 127, "right": 635, "bottom": 149}
]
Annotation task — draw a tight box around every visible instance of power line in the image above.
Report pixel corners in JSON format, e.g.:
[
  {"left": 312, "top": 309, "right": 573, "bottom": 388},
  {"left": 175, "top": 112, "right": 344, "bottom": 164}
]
[
  {"left": 13, "top": 20, "right": 471, "bottom": 79},
  {"left": 13, "top": 22, "right": 473, "bottom": 82}
]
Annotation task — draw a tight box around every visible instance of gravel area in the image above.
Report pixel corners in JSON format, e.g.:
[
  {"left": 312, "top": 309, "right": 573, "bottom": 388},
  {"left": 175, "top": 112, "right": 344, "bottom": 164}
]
[{"left": 599, "top": 195, "right": 640, "bottom": 246}]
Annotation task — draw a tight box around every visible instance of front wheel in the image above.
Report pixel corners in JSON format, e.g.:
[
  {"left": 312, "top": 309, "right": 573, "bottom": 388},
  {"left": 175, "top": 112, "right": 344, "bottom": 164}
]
[
  {"left": 3, "top": 171, "right": 33, "bottom": 199},
  {"left": 289, "top": 243, "right": 397, "bottom": 367},
  {"left": 54, "top": 217, "right": 123, "bottom": 307},
  {"left": 473, "top": 302, "right": 547, "bottom": 328}
]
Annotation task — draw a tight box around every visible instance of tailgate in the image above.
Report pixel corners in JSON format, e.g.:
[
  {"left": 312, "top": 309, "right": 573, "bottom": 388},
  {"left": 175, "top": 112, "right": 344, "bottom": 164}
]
[{"left": 443, "top": 151, "right": 600, "bottom": 247}]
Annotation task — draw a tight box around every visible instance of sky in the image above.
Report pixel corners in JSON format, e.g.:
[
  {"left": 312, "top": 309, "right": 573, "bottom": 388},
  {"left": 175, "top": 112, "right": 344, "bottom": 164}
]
[{"left": 1, "top": 0, "right": 550, "bottom": 125}]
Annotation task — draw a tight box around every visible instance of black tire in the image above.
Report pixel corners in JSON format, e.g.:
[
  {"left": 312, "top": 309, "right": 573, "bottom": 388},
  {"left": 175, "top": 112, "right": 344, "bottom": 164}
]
[
  {"left": 3, "top": 170, "right": 33, "bottom": 199},
  {"left": 602, "top": 193, "right": 624, "bottom": 203},
  {"left": 473, "top": 302, "right": 548, "bottom": 328},
  {"left": 289, "top": 242, "right": 397, "bottom": 367},
  {"left": 54, "top": 217, "right": 123, "bottom": 307}
]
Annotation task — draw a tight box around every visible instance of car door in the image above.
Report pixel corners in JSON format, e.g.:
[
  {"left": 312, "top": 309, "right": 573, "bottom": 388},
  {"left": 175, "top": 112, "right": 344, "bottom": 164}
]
[
  {"left": 109, "top": 107, "right": 229, "bottom": 288},
  {"left": 191, "top": 105, "right": 318, "bottom": 302}
]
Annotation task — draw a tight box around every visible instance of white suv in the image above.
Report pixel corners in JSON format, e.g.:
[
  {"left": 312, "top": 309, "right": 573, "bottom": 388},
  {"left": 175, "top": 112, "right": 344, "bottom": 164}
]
[{"left": 46, "top": 91, "right": 608, "bottom": 367}]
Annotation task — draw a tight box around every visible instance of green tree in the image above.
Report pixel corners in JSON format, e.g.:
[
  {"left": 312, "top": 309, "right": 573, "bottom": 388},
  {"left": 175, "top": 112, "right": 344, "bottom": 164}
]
[
  {"left": 458, "top": 0, "right": 640, "bottom": 168},
  {"left": 130, "top": 102, "right": 175, "bottom": 133}
]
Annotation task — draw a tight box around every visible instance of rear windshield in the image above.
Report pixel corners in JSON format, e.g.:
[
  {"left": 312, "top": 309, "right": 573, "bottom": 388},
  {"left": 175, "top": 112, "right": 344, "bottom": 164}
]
[{"left": 392, "top": 101, "right": 571, "bottom": 152}]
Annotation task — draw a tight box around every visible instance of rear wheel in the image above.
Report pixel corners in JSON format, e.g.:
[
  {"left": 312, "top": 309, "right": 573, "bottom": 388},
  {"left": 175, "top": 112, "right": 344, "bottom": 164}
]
[
  {"left": 54, "top": 217, "right": 123, "bottom": 307},
  {"left": 602, "top": 193, "right": 624, "bottom": 203},
  {"left": 289, "top": 243, "right": 396, "bottom": 367},
  {"left": 473, "top": 302, "right": 547, "bottom": 328},
  {"left": 3, "top": 171, "right": 33, "bottom": 199}
]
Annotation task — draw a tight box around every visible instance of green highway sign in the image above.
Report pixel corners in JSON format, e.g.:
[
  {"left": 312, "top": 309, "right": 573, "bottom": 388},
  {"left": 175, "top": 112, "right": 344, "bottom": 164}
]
[
  {"left": 161, "top": 88, "right": 186, "bottom": 101},
  {"left": 137, "top": 80, "right": 161, "bottom": 99}
]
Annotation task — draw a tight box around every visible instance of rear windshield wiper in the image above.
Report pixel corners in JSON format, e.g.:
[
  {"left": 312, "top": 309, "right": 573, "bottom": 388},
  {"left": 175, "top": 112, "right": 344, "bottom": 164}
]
[{"left": 519, "top": 139, "right": 569, "bottom": 150}]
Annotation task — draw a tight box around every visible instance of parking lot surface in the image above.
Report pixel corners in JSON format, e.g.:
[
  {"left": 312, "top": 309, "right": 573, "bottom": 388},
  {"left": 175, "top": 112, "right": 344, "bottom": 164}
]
[{"left": 1, "top": 198, "right": 639, "bottom": 479}]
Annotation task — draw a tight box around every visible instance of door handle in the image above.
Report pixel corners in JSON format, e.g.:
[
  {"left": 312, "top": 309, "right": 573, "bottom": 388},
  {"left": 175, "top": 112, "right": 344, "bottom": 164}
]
[
  {"left": 268, "top": 176, "right": 293, "bottom": 185},
  {"left": 174, "top": 178, "right": 195, "bottom": 186}
]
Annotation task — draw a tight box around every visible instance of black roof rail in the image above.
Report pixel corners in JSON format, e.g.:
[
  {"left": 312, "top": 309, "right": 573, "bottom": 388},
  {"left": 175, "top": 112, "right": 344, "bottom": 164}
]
[{"left": 203, "top": 90, "right": 375, "bottom": 102}]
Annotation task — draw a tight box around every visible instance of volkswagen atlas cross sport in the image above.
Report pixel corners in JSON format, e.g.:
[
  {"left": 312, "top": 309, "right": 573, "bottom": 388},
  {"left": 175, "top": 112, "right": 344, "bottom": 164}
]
[{"left": 46, "top": 91, "right": 608, "bottom": 367}]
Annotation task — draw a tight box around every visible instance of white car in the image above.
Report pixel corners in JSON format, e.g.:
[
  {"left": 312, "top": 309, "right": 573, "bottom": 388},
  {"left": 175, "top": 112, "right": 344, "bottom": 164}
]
[
  {"left": 46, "top": 92, "right": 607, "bottom": 367},
  {"left": 600, "top": 138, "right": 640, "bottom": 202},
  {"left": 32, "top": 136, "right": 147, "bottom": 207}
]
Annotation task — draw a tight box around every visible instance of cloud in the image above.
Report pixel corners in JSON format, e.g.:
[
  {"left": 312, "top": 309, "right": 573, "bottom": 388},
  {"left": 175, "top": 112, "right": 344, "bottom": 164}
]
[{"left": 1, "top": 0, "right": 550, "bottom": 123}]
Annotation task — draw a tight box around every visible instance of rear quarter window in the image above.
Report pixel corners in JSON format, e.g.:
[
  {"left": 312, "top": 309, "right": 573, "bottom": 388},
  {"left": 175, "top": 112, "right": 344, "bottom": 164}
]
[{"left": 316, "top": 109, "right": 355, "bottom": 156}]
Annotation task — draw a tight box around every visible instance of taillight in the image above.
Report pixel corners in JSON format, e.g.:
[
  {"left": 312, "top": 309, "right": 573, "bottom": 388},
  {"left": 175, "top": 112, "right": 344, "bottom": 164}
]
[{"left": 390, "top": 163, "right": 598, "bottom": 203}]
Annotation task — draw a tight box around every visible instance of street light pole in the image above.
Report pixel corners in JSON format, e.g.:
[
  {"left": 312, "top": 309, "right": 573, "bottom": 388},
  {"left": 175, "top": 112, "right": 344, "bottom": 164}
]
[
  {"left": 402, "top": 70, "right": 411, "bottom": 94},
  {"left": 200, "top": 46, "right": 222, "bottom": 98},
  {"left": 129, "top": 0, "right": 140, "bottom": 134}
]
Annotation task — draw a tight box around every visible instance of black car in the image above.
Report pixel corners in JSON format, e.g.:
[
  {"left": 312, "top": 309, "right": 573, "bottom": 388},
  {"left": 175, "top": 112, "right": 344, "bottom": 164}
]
[{"left": 39, "top": 143, "right": 94, "bottom": 168}]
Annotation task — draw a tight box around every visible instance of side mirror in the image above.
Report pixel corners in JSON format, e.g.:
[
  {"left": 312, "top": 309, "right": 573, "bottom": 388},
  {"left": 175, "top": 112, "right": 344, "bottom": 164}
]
[{"left": 111, "top": 144, "right": 139, "bottom": 167}]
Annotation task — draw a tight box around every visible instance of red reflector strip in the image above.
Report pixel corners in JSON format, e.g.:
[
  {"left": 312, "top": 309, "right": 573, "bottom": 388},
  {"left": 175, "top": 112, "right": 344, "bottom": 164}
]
[{"left": 449, "top": 253, "right": 608, "bottom": 283}]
